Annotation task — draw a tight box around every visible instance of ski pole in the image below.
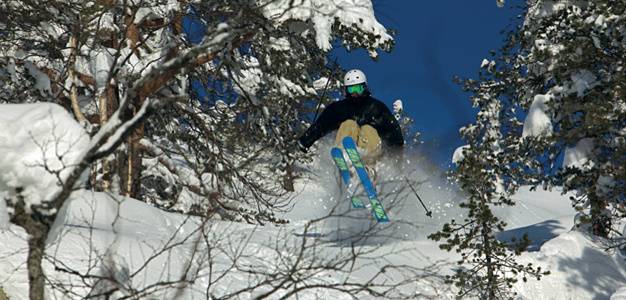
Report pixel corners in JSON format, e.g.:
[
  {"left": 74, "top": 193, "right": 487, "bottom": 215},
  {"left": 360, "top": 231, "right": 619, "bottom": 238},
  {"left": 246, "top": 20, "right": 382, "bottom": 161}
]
[
  {"left": 312, "top": 57, "right": 338, "bottom": 123},
  {"left": 400, "top": 171, "right": 433, "bottom": 218}
]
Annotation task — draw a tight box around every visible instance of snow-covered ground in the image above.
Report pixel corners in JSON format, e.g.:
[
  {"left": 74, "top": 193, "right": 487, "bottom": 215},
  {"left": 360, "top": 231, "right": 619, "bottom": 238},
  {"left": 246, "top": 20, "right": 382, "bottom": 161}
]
[{"left": 1, "top": 103, "right": 626, "bottom": 299}]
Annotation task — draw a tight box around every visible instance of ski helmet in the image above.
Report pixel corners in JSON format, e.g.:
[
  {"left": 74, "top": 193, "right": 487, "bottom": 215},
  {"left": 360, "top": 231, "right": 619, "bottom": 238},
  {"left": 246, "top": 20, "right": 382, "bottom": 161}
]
[{"left": 343, "top": 69, "right": 367, "bottom": 86}]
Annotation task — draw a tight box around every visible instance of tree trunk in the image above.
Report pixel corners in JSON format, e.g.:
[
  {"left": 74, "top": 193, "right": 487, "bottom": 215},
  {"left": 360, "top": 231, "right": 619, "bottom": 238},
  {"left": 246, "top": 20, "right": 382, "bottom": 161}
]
[
  {"left": 93, "top": 83, "right": 120, "bottom": 193},
  {"left": 283, "top": 163, "right": 295, "bottom": 192},
  {"left": 10, "top": 191, "right": 54, "bottom": 300},
  {"left": 68, "top": 36, "right": 86, "bottom": 123},
  {"left": 129, "top": 124, "right": 145, "bottom": 200},
  {"left": 118, "top": 104, "right": 144, "bottom": 200},
  {"left": 480, "top": 198, "right": 496, "bottom": 300},
  {"left": 26, "top": 225, "right": 49, "bottom": 300}
]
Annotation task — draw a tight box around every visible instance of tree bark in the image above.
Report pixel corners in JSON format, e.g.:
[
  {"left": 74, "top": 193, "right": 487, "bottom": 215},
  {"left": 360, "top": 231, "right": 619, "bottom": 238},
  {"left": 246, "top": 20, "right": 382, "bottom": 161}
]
[
  {"left": 68, "top": 37, "right": 86, "bottom": 123},
  {"left": 26, "top": 225, "right": 48, "bottom": 300},
  {"left": 129, "top": 125, "right": 144, "bottom": 200},
  {"left": 283, "top": 161, "right": 295, "bottom": 192},
  {"left": 117, "top": 105, "right": 144, "bottom": 200},
  {"left": 10, "top": 192, "right": 54, "bottom": 300}
]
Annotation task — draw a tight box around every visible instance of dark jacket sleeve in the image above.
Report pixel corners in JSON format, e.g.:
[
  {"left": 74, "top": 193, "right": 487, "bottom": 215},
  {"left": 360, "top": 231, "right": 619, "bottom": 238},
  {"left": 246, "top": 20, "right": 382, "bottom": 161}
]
[
  {"left": 373, "top": 102, "right": 404, "bottom": 166},
  {"left": 374, "top": 101, "right": 404, "bottom": 149},
  {"left": 298, "top": 102, "right": 342, "bottom": 149}
]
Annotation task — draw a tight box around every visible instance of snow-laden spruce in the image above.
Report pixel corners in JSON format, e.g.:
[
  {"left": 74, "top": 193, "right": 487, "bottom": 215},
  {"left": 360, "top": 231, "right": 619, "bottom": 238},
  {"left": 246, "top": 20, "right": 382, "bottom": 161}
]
[
  {"left": 454, "top": 0, "right": 626, "bottom": 238},
  {"left": 448, "top": 1, "right": 626, "bottom": 298}
]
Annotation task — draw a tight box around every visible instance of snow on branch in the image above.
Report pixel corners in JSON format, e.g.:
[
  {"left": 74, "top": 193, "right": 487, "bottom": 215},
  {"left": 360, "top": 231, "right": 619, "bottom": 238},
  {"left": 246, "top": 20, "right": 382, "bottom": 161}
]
[
  {"left": 259, "top": 0, "right": 394, "bottom": 56},
  {"left": 0, "top": 103, "right": 90, "bottom": 216}
]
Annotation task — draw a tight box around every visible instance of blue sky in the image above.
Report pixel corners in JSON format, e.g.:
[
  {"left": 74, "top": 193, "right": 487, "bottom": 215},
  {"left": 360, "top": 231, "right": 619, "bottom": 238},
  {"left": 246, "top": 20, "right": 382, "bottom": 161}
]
[{"left": 333, "top": 0, "right": 525, "bottom": 167}]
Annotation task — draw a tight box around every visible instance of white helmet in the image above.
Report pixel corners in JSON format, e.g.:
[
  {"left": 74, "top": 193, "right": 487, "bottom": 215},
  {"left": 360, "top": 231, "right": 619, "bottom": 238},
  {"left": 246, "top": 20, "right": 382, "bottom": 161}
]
[{"left": 343, "top": 69, "right": 367, "bottom": 86}]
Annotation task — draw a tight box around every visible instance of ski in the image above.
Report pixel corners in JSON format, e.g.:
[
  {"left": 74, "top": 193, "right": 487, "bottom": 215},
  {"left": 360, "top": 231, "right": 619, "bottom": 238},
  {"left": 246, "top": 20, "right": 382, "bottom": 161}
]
[
  {"left": 342, "top": 137, "right": 390, "bottom": 222},
  {"left": 331, "top": 147, "right": 366, "bottom": 208}
]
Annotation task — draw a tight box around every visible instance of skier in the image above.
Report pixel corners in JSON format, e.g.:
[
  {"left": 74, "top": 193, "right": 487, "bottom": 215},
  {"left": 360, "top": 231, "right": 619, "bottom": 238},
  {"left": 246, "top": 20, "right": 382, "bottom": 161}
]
[{"left": 298, "top": 69, "right": 404, "bottom": 164}]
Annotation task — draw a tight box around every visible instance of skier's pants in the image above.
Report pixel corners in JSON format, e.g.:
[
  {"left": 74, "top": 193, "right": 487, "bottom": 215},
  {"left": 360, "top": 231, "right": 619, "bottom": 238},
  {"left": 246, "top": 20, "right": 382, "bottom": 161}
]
[{"left": 335, "top": 120, "right": 382, "bottom": 161}]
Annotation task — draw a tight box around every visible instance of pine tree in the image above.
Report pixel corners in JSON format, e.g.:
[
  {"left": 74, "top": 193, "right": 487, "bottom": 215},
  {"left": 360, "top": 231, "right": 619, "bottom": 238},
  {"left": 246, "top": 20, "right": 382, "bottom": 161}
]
[
  {"left": 455, "top": 0, "right": 626, "bottom": 238},
  {"left": 425, "top": 0, "right": 626, "bottom": 297},
  {"left": 432, "top": 0, "right": 626, "bottom": 297},
  {"left": 429, "top": 97, "right": 549, "bottom": 300}
]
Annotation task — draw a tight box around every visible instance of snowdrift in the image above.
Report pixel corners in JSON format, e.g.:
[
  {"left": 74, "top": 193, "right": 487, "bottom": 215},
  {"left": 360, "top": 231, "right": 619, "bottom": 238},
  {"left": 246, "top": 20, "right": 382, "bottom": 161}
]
[{"left": 1, "top": 103, "right": 626, "bottom": 299}]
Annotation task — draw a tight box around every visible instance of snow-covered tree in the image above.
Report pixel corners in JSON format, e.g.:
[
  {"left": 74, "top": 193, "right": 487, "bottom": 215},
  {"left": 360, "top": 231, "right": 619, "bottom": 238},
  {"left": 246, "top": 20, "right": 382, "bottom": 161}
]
[
  {"left": 436, "top": 0, "right": 625, "bottom": 297},
  {"left": 455, "top": 0, "right": 625, "bottom": 237},
  {"left": 0, "top": 0, "right": 394, "bottom": 213},
  {"left": 0, "top": 0, "right": 396, "bottom": 298},
  {"left": 514, "top": 0, "right": 626, "bottom": 239},
  {"left": 429, "top": 0, "right": 622, "bottom": 297}
]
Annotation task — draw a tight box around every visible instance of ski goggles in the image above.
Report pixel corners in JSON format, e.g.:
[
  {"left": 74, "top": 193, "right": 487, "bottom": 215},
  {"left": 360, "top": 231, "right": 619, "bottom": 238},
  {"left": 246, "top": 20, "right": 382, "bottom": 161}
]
[{"left": 346, "top": 83, "right": 366, "bottom": 95}]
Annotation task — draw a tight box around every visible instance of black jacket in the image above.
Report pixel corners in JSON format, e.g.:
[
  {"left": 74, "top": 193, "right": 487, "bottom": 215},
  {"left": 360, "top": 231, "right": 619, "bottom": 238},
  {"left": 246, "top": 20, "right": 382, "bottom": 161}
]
[{"left": 299, "top": 92, "right": 404, "bottom": 152}]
